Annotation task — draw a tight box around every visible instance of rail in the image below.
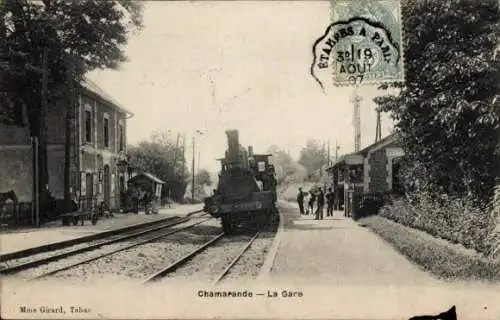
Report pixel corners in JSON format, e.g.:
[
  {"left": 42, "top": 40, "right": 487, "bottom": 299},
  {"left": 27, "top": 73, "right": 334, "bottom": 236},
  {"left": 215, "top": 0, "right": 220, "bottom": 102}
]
[
  {"left": 142, "top": 230, "right": 262, "bottom": 285},
  {"left": 142, "top": 233, "right": 225, "bottom": 284},
  {"left": 0, "top": 215, "right": 205, "bottom": 275},
  {"left": 30, "top": 217, "right": 212, "bottom": 280},
  {"left": 212, "top": 232, "right": 260, "bottom": 285}
]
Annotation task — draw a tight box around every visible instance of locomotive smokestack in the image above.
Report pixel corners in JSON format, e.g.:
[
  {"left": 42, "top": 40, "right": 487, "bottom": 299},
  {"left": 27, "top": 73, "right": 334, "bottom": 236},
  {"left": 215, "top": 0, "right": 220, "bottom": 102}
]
[
  {"left": 225, "top": 130, "right": 239, "bottom": 160},
  {"left": 248, "top": 145, "right": 253, "bottom": 157}
]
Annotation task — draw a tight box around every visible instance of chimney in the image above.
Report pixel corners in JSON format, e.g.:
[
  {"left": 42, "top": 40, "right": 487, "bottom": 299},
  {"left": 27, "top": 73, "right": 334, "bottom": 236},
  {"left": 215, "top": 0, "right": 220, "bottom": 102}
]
[{"left": 225, "top": 130, "right": 239, "bottom": 159}]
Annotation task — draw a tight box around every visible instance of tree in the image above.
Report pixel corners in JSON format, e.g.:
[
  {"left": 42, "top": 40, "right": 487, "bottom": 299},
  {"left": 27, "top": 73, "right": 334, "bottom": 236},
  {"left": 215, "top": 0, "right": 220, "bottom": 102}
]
[
  {"left": 190, "top": 169, "right": 212, "bottom": 201},
  {"left": 375, "top": 0, "right": 500, "bottom": 202},
  {"left": 267, "top": 145, "right": 307, "bottom": 184},
  {"left": 196, "top": 169, "right": 212, "bottom": 187},
  {"left": 127, "top": 132, "right": 189, "bottom": 202},
  {"left": 298, "top": 140, "right": 327, "bottom": 180},
  {"left": 0, "top": 0, "right": 143, "bottom": 208}
]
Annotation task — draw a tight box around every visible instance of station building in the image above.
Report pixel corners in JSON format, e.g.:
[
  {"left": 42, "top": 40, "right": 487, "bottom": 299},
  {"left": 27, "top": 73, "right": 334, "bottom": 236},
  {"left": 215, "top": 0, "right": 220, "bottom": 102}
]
[
  {"left": 325, "top": 133, "right": 404, "bottom": 216},
  {"left": 0, "top": 78, "right": 133, "bottom": 212}
]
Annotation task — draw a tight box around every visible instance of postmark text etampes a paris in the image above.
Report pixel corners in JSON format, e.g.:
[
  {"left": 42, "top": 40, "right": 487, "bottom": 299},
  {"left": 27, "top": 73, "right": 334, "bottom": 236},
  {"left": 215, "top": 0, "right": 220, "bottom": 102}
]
[{"left": 312, "top": 0, "right": 404, "bottom": 88}]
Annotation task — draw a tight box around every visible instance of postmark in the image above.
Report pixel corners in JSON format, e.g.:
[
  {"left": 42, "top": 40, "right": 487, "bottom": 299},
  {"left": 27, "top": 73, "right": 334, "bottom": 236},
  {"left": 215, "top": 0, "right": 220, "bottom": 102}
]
[{"left": 311, "top": 0, "right": 404, "bottom": 88}]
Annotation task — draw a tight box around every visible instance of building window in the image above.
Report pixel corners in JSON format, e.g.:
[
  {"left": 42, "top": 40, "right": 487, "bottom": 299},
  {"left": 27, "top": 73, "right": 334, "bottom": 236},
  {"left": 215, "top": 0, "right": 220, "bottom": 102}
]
[
  {"left": 348, "top": 165, "right": 364, "bottom": 183},
  {"left": 338, "top": 168, "right": 345, "bottom": 183},
  {"left": 392, "top": 158, "right": 404, "bottom": 194},
  {"left": 104, "top": 118, "right": 109, "bottom": 148},
  {"left": 257, "top": 161, "right": 266, "bottom": 172},
  {"left": 84, "top": 110, "right": 92, "bottom": 143},
  {"left": 118, "top": 123, "right": 124, "bottom": 152}
]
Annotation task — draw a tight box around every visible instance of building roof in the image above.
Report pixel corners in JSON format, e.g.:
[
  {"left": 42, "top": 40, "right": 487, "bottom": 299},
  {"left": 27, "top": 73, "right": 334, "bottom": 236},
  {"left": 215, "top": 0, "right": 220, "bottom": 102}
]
[
  {"left": 326, "top": 132, "right": 399, "bottom": 171},
  {"left": 80, "top": 77, "right": 134, "bottom": 117},
  {"left": 128, "top": 172, "right": 166, "bottom": 185},
  {"left": 356, "top": 132, "right": 398, "bottom": 156}
]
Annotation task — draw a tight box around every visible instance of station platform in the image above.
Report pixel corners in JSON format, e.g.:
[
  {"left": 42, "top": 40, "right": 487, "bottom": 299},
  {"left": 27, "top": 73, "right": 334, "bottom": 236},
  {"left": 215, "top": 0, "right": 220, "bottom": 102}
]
[
  {"left": 0, "top": 204, "right": 203, "bottom": 256},
  {"left": 268, "top": 202, "right": 440, "bottom": 286},
  {"left": 258, "top": 202, "right": 500, "bottom": 319}
]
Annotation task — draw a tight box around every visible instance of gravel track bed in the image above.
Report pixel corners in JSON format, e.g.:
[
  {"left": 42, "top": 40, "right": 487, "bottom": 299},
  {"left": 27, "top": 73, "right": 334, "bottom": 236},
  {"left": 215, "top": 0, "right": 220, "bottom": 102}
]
[
  {"left": 160, "top": 234, "right": 255, "bottom": 283},
  {"left": 215, "top": 214, "right": 279, "bottom": 283},
  {"left": 39, "top": 219, "right": 221, "bottom": 283},
  {"left": 14, "top": 242, "right": 130, "bottom": 279},
  {"left": 221, "top": 230, "right": 275, "bottom": 282},
  {"left": 0, "top": 242, "right": 99, "bottom": 271},
  {"left": 0, "top": 220, "right": 185, "bottom": 271}
]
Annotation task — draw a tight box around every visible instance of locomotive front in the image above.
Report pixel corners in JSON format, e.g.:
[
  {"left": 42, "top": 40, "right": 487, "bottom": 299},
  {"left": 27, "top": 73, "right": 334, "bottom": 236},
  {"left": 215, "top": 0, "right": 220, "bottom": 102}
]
[{"left": 203, "top": 130, "right": 277, "bottom": 233}]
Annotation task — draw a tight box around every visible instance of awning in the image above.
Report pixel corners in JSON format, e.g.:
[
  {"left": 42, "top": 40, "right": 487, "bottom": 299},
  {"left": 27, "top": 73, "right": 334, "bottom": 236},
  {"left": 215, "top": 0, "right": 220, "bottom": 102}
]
[
  {"left": 326, "top": 132, "right": 401, "bottom": 172},
  {"left": 128, "top": 172, "right": 166, "bottom": 185},
  {"left": 326, "top": 153, "right": 364, "bottom": 171}
]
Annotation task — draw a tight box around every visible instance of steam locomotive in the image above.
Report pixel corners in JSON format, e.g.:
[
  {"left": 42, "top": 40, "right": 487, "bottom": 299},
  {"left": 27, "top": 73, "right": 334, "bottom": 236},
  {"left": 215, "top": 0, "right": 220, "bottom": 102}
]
[{"left": 203, "top": 130, "right": 277, "bottom": 234}]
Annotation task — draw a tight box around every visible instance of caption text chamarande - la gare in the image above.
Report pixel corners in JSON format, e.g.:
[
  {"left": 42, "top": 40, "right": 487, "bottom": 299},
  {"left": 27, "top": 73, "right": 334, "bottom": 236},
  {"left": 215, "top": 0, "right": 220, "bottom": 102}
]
[{"left": 197, "top": 290, "right": 304, "bottom": 298}]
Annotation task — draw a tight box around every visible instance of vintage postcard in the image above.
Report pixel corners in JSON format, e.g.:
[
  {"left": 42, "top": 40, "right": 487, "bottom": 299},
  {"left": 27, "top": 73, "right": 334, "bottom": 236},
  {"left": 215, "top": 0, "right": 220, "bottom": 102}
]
[{"left": 0, "top": 0, "right": 499, "bottom": 319}]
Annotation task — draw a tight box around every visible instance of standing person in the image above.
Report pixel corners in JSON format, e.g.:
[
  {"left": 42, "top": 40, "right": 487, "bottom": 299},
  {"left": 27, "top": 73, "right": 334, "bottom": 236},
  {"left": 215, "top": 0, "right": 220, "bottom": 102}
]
[
  {"left": 315, "top": 188, "right": 325, "bottom": 220},
  {"left": 128, "top": 183, "right": 139, "bottom": 214},
  {"left": 326, "top": 187, "right": 334, "bottom": 217},
  {"left": 334, "top": 191, "right": 340, "bottom": 210},
  {"left": 296, "top": 187, "right": 306, "bottom": 215},
  {"left": 308, "top": 190, "right": 316, "bottom": 215}
]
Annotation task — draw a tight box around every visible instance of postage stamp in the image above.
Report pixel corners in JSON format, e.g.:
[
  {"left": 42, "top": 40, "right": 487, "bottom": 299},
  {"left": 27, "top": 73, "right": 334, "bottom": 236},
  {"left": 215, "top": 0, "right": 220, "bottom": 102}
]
[{"left": 311, "top": 0, "right": 404, "bottom": 88}]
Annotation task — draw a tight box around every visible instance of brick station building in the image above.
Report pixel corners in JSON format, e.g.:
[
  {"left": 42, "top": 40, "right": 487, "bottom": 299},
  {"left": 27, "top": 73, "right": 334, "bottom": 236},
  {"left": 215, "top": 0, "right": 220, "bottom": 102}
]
[
  {"left": 0, "top": 77, "right": 133, "bottom": 213},
  {"left": 326, "top": 133, "right": 404, "bottom": 216}
]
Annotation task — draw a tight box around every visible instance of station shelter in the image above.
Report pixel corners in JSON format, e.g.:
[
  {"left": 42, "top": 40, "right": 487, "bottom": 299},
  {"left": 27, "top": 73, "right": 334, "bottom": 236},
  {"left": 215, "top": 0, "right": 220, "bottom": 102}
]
[
  {"left": 126, "top": 172, "right": 165, "bottom": 213},
  {"left": 325, "top": 133, "right": 404, "bottom": 217}
]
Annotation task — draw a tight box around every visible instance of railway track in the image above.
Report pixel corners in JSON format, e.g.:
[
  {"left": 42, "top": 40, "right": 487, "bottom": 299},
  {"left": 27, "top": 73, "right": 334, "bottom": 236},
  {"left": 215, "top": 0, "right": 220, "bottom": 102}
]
[
  {"left": 29, "top": 217, "right": 213, "bottom": 281},
  {"left": 211, "top": 232, "right": 260, "bottom": 285},
  {"left": 0, "top": 211, "right": 207, "bottom": 277},
  {"left": 142, "top": 231, "right": 262, "bottom": 285},
  {"left": 0, "top": 210, "right": 203, "bottom": 263}
]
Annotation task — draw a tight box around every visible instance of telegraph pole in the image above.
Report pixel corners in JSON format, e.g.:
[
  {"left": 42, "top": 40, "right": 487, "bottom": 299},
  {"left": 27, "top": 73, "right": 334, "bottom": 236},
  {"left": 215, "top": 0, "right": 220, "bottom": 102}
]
[
  {"left": 197, "top": 150, "right": 200, "bottom": 179},
  {"left": 173, "top": 133, "right": 180, "bottom": 165},
  {"left": 181, "top": 134, "right": 186, "bottom": 178},
  {"left": 170, "top": 133, "right": 180, "bottom": 200},
  {"left": 33, "top": 46, "right": 49, "bottom": 227},
  {"left": 351, "top": 90, "right": 362, "bottom": 152},
  {"left": 375, "top": 110, "right": 382, "bottom": 143},
  {"left": 327, "top": 140, "right": 331, "bottom": 166},
  {"left": 335, "top": 141, "right": 339, "bottom": 161},
  {"left": 31, "top": 136, "right": 39, "bottom": 227},
  {"left": 64, "top": 54, "right": 76, "bottom": 212},
  {"left": 320, "top": 141, "right": 326, "bottom": 178},
  {"left": 190, "top": 130, "right": 204, "bottom": 201}
]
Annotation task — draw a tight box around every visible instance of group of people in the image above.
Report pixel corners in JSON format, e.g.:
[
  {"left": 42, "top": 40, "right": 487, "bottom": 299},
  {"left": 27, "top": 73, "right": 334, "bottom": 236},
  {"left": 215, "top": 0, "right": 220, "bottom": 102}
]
[
  {"left": 123, "top": 183, "right": 157, "bottom": 214},
  {"left": 296, "top": 187, "right": 336, "bottom": 220}
]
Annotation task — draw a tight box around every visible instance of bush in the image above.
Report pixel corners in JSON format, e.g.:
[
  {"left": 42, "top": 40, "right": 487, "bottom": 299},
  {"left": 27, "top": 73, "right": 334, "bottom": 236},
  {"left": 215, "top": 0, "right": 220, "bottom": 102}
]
[
  {"left": 353, "top": 192, "right": 395, "bottom": 220},
  {"left": 360, "top": 215, "right": 500, "bottom": 282},
  {"left": 379, "top": 192, "right": 499, "bottom": 255},
  {"left": 487, "top": 183, "right": 500, "bottom": 258}
]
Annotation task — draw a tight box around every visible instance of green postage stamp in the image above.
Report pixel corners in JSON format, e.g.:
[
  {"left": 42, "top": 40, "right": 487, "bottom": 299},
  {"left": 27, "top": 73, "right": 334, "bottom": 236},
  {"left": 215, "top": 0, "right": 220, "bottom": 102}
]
[{"left": 311, "top": 0, "right": 404, "bottom": 88}]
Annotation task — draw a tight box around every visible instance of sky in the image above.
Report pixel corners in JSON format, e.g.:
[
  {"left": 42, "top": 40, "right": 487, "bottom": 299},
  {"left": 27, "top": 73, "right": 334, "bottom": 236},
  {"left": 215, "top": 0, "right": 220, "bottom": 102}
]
[{"left": 87, "top": 1, "right": 395, "bottom": 173}]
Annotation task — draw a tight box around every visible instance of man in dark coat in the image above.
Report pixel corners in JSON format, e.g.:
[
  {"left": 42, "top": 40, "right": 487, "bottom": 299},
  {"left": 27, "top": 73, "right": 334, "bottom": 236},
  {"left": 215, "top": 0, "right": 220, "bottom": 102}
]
[
  {"left": 297, "top": 187, "right": 306, "bottom": 214},
  {"left": 126, "top": 183, "right": 139, "bottom": 213},
  {"left": 315, "top": 188, "right": 325, "bottom": 220},
  {"left": 326, "top": 187, "right": 334, "bottom": 217}
]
